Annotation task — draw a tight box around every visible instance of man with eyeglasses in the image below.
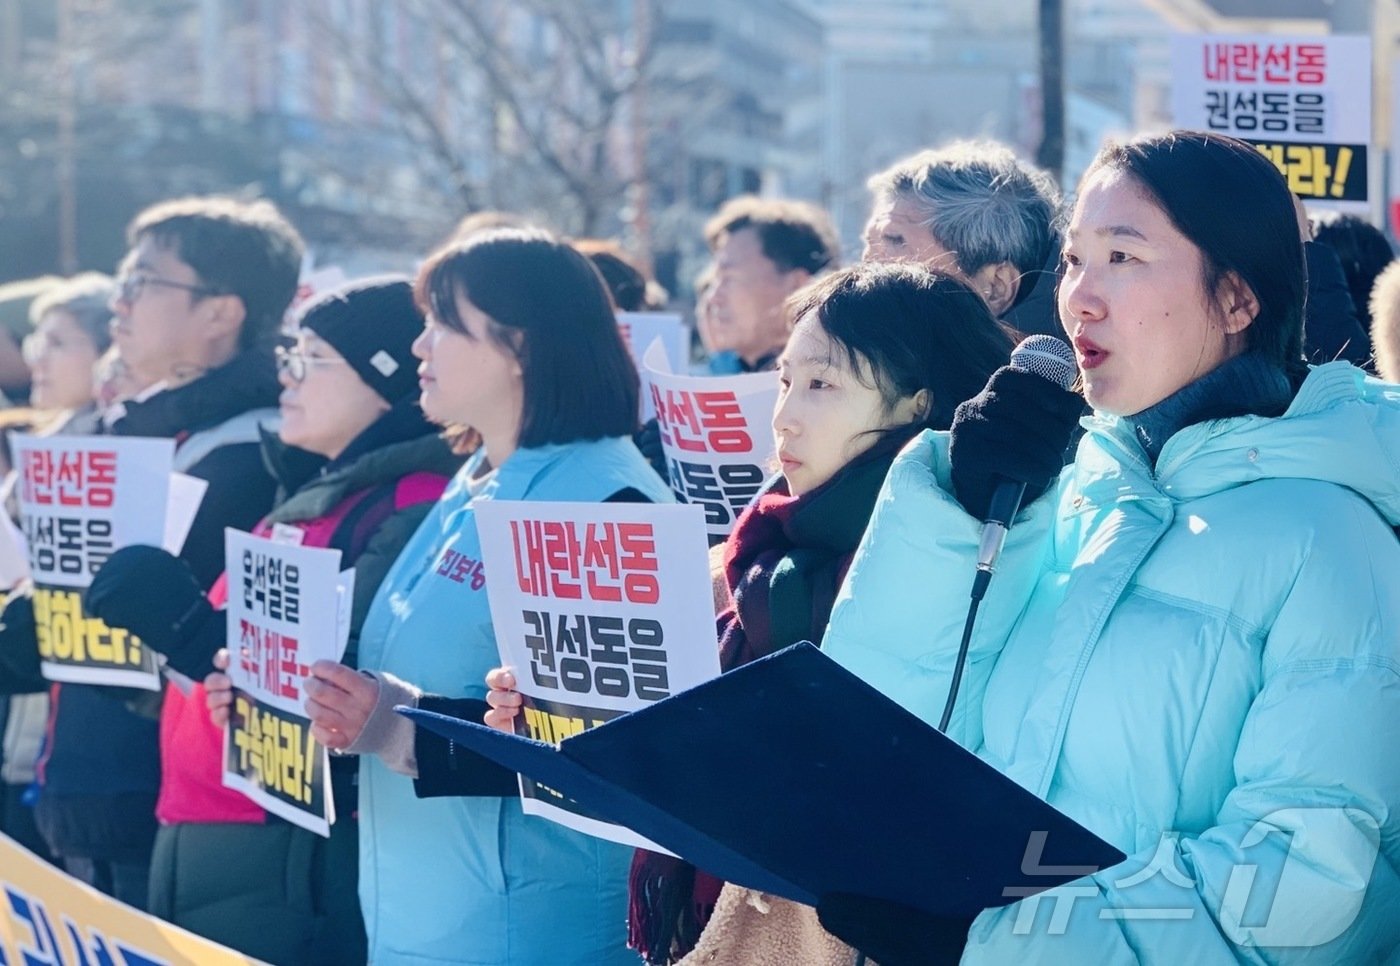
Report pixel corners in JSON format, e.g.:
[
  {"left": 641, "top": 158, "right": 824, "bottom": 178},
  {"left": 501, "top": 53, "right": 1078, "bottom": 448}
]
[{"left": 0, "top": 196, "right": 302, "bottom": 928}]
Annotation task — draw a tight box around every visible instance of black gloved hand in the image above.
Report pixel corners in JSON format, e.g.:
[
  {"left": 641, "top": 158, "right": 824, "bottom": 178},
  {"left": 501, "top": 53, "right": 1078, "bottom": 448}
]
[
  {"left": 948, "top": 366, "right": 1084, "bottom": 521},
  {"left": 84, "top": 545, "right": 223, "bottom": 680},
  {"left": 0, "top": 591, "right": 45, "bottom": 694},
  {"left": 818, "top": 892, "right": 973, "bottom": 966},
  {"left": 633, "top": 417, "right": 670, "bottom": 485}
]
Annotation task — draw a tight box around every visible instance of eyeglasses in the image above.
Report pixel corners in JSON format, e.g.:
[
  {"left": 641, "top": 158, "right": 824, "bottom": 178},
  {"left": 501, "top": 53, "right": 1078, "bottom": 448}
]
[
  {"left": 275, "top": 345, "right": 350, "bottom": 383},
  {"left": 114, "top": 271, "right": 219, "bottom": 305}
]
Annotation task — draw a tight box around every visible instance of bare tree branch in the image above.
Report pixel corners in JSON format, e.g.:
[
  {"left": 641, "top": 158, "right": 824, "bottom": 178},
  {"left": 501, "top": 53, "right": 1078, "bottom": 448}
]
[{"left": 304, "top": 2, "right": 481, "bottom": 211}]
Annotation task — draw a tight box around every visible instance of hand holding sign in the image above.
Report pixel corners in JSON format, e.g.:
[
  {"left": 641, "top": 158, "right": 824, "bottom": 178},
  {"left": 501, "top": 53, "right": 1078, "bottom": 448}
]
[
  {"left": 206, "top": 648, "right": 234, "bottom": 727},
  {"left": 484, "top": 666, "right": 522, "bottom": 732},
  {"left": 304, "top": 660, "right": 378, "bottom": 751},
  {"left": 84, "top": 544, "right": 222, "bottom": 679}
]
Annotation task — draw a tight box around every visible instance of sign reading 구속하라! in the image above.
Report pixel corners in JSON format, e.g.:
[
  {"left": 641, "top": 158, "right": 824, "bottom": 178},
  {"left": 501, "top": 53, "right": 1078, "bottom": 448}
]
[{"left": 221, "top": 528, "right": 353, "bottom": 837}]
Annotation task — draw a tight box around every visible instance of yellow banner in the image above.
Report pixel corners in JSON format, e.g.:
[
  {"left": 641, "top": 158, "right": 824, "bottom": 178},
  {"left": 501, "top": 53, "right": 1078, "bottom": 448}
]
[{"left": 0, "top": 833, "right": 262, "bottom": 965}]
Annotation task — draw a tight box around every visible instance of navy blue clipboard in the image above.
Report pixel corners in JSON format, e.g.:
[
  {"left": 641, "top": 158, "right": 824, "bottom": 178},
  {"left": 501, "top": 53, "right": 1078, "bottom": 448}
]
[{"left": 401, "top": 641, "right": 1125, "bottom": 918}]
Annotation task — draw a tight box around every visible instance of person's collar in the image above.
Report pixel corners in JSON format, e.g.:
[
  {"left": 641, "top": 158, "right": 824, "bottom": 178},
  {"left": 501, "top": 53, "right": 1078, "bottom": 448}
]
[
  {"left": 738, "top": 349, "right": 780, "bottom": 373},
  {"left": 1124, "top": 352, "right": 1293, "bottom": 465},
  {"left": 323, "top": 398, "right": 438, "bottom": 474},
  {"left": 107, "top": 347, "right": 281, "bottom": 438}
]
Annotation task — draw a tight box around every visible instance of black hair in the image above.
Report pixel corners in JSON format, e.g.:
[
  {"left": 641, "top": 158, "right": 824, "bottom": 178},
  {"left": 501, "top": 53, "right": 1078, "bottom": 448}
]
[
  {"left": 785, "top": 262, "right": 1013, "bottom": 432},
  {"left": 704, "top": 196, "right": 839, "bottom": 275},
  {"left": 574, "top": 241, "right": 649, "bottom": 312},
  {"left": 128, "top": 197, "right": 304, "bottom": 351},
  {"left": 1313, "top": 213, "right": 1395, "bottom": 328},
  {"left": 1087, "top": 131, "right": 1308, "bottom": 381},
  {"left": 415, "top": 230, "right": 639, "bottom": 448}
]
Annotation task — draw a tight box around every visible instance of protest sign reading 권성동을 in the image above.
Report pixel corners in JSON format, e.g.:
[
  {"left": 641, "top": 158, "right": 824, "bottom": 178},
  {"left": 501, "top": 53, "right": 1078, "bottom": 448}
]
[
  {"left": 221, "top": 528, "right": 353, "bottom": 837},
  {"left": 475, "top": 499, "right": 719, "bottom": 850},
  {"left": 642, "top": 340, "right": 779, "bottom": 541},
  {"left": 1171, "top": 32, "right": 1372, "bottom": 212},
  {"left": 11, "top": 435, "right": 175, "bottom": 691}
]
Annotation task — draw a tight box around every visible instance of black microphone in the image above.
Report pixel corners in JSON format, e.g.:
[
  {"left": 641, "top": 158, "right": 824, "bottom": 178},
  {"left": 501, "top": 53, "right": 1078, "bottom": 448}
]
[
  {"left": 940, "top": 334, "right": 1077, "bottom": 734},
  {"left": 970, "top": 334, "right": 1077, "bottom": 603}
]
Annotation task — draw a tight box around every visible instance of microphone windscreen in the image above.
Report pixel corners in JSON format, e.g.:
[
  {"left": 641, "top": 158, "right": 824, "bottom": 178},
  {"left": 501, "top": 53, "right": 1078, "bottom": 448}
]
[{"left": 1009, "top": 334, "right": 1077, "bottom": 391}]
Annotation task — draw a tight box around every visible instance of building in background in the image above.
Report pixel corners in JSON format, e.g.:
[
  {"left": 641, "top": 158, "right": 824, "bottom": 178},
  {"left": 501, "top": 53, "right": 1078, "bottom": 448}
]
[
  {"left": 647, "top": 0, "right": 826, "bottom": 294},
  {"left": 0, "top": 0, "right": 828, "bottom": 292},
  {"left": 1, "top": 0, "right": 1393, "bottom": 285}
]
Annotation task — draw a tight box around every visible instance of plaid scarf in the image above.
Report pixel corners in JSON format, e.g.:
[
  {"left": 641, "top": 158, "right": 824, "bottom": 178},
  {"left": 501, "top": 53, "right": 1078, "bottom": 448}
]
[{"left": 627, "top": 429, "right": 915, "bottom": 964}]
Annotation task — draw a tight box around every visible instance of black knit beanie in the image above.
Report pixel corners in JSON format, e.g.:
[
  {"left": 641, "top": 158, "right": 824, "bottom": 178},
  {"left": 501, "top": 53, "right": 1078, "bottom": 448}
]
[{"left": 297, "top": 275, "right": 423, "bottom": 404}]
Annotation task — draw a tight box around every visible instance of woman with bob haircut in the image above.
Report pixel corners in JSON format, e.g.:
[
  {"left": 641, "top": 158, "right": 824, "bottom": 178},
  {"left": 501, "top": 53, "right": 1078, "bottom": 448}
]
[
  {"left": 301, "top": 230, "right": 673, "bottom": 965},
  {"left": 818, "top": 131, "right": 1400, "bottom": 963},
  {"left": 487, "top": 262, "right": 1016, "bottom": 964}
]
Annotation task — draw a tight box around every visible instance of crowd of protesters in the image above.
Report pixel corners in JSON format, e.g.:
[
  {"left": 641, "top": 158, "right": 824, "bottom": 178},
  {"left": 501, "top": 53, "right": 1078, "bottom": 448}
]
[{"left": 0, "top": 130, "right": 1395, "bottom": 966}]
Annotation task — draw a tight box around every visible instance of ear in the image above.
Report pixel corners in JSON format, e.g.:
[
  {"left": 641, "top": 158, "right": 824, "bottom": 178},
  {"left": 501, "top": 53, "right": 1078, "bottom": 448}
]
[
  {"left": 1215, "top": 271, "right": 1259, "bottom": 335},
  {"left": 910, "top": 388, "right": 932, "bottom": 420},
  {"left": 779, "top": 268, "right": 814, "bottom": 298},
  {"left": 972, "top": 261, "right": 1022, "bottom": 317},
  {"left": 202, "top": 293, "right": 247, "bottom": 342},
  {"left": 892, "top": 388, "right": 931, "bottom": 424}
]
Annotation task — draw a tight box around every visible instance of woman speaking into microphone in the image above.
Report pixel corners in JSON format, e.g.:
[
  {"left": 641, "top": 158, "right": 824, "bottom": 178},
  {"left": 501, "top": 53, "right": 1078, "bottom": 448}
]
[{"left": 820, "top": 131, "right": 1400, "bottom": 963}]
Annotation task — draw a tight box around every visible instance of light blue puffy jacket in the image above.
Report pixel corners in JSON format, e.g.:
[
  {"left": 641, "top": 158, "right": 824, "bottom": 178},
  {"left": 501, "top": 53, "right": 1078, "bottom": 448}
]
[
  {"left": 824, "top": 363, "right": 1400, "bottom": 964},
  {"left": 356, "top": 437, "right": 671, "bottom": 965}
]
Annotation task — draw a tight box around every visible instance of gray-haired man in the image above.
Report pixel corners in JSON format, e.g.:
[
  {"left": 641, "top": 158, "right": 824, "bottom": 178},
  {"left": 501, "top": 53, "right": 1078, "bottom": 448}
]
[{"left": 863, "top": 142, "right": 1061, "bottom": 332}]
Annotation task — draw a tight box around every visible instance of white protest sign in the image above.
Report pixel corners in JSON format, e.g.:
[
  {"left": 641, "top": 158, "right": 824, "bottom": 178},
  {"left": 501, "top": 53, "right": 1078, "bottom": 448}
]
[
  {"left": 642, "top": 340, "right": 779, "bottom": 540},
  {"left": 475, "top": 499, "right": 718, "bottom": 850},
  {"left": 162, "top": 472, "right": 209, "bottom": 556},
  {"left": 221, "top": 528, "right": 353, "bottom": 837},
  {"left": 619, "top": 312, "right": 687, "bottom": 373},
  {"left": 619, "top": 313, "right": 688, "bottom": 421},
  {"left": 1170, "top": 33, "right": 1371, "bottom": 212},
  {"left": 11, "top": 435, "right": 173, "bottom": 690}
]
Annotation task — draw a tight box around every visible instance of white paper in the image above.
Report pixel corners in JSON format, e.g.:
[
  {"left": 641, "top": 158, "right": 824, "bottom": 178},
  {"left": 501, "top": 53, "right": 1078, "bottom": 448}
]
[
  {"left": 642, "top": 344, "right": 780, "bottom": 540},
  {"left": 162, "top": 473, "right": 209, "bottom": 556},
  {"left": 220, "top": 529, "right": 346, "bottom": 836},
  {"left": 334, "top": 568, "right": 356, "bottom": 662},
  {"left": 620, "top": 313, "right": 688, "bottom": 421},
  {"left": 476, "top": 499, "right": 718, "bottom": 851}
]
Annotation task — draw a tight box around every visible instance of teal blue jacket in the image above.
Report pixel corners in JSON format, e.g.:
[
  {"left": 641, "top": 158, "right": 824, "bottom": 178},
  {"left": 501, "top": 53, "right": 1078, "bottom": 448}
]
[
  {"left": 824, "top": 364, "right": 1400, "bottom": 963},
  {"left": 356, "top": 437, "right": 671, "bottom": 965}
]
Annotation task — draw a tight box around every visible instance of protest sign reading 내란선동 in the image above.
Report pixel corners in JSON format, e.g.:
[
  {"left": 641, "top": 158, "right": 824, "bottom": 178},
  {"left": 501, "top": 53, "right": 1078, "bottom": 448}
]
[
  {"left": 1170, "top": 32, "right": 1372, "bottom": 212},
  {"left": 642, "top": 340, "right": 779, "bottom": 541},
  {"left": 474, "top": 499, "right": 719, "bottom": 850},
  {"left": 11, "top": 435, "right": 176, "bottom": 691},
  {"left": 221, "top": 528, "right": 353, "bottom": 836}
]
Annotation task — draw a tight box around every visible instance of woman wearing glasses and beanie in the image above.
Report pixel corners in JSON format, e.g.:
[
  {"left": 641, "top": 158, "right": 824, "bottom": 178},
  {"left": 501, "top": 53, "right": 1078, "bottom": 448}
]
[{"left": 85, "top": 276, "right": 462, "bottom": 965}]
